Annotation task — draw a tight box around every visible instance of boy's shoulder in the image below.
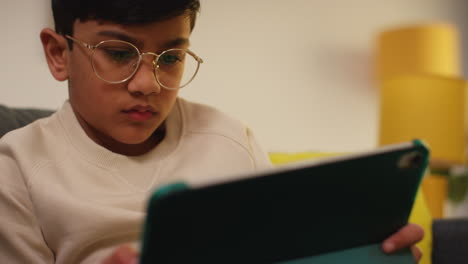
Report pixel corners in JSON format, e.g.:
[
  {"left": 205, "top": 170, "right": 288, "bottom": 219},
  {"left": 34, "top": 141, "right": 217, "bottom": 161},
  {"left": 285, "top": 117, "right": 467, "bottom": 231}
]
[
  {"left": 176, "top": 97, "right": 250, "bottom": 143},
  {"left": 0, "top": 105, "right": 54, "bottom": 138},
  {"left": 0, "top": 109, "right": 66, "bottom": 161},
  {"left": 1, "top": 112, "right": 57, "bottom": 143}
]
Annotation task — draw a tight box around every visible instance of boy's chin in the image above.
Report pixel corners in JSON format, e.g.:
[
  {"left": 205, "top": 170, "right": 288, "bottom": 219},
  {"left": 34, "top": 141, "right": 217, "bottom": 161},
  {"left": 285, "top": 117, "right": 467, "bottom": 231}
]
[{"left": 118, "top": 135, "right": 153, "bottom": 145}]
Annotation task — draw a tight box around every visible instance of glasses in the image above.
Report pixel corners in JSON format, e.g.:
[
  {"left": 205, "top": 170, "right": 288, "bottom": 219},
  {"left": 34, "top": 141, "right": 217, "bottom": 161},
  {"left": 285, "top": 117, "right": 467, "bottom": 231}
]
[{"left": 65, "top": 35, "right": 203, "bottom": 90}]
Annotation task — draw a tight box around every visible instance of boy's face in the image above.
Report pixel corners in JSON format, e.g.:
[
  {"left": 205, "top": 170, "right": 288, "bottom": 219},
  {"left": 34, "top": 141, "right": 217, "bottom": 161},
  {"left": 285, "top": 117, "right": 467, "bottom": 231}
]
[{"left": 65, "top": 15, "right": 191, "bottom": 153}]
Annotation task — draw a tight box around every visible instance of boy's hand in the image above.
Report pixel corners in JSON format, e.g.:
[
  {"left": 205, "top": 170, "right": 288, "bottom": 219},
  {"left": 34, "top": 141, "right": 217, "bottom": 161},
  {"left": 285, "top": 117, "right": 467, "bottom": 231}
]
[
  {"left": 382, "top": 223, "right": 424, "bottom": 262},
  {"left": 102, "top": 245, "right": 139, "bottom": 264}
]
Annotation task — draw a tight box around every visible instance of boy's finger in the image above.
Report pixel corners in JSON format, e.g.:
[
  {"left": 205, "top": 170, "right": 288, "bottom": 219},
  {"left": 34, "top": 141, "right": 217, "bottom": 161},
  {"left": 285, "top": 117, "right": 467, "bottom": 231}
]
[
  {"left": 102, "top": 245, "right": 138, "bottom": 264},
  {"left": 411, "top": 246, "right": 423, "bottom": 262},
  {"left": 382, "top": 223, "right": 424, "bottom": 253}
]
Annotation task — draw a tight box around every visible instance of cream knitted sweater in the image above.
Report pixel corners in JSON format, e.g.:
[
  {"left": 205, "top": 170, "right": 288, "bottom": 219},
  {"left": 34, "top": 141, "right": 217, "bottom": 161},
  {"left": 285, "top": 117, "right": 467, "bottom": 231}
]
[{"left": 0, "top": 98, "right": 272, "bottom": 263}]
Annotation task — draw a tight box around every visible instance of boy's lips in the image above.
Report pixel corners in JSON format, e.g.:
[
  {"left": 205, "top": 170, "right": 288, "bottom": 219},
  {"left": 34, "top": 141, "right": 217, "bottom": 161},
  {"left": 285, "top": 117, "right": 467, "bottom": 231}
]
[
  {"left": 122, "top": 105, "right": 157, "bottom": 122},
  {"left": 124, "top": 105, "right": 156, "bottom": 112}
]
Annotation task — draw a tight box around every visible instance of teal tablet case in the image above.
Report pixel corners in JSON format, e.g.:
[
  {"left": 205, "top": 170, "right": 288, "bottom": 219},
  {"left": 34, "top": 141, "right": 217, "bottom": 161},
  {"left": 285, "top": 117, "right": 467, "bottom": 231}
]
[
  {"left": 140, "top": 140, "right": 428, "bottom": 263},
  {"left": 279, "top": 244, "right": 414, "bottom": 264}
]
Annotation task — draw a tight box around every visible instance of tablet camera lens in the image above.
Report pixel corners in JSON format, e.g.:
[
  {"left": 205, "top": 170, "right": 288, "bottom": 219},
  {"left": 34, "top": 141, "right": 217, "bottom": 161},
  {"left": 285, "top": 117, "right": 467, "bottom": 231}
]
[{"left": 398, "top": 151, "right": 423, "bottom": 169}]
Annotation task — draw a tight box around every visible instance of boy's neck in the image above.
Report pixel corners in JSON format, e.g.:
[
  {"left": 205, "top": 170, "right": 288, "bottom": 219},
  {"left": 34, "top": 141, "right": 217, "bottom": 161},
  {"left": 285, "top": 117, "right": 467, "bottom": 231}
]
[{"left": 103, "top": 124, "right": 166, "bottom": 156}]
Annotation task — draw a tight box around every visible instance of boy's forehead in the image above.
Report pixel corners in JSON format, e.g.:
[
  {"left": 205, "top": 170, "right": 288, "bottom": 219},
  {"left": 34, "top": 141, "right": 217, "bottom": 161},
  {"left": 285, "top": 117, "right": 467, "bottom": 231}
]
[{"left": 73, "top": 15, "right": 191, "bottom": 47}]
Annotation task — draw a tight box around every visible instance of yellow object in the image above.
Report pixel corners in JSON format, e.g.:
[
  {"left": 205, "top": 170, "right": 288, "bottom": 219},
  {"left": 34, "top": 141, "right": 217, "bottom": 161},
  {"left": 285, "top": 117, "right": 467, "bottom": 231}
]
[
  {"left": 376, "top": 24, "right": 461, "bottom": 80},
  {"left": 269, "top": 152, "right": 342, "bottom": 164},
  {"left": 379, "top": 75, "right": 467, "bottom": 164},
  {"left": 422, "top": 174, "right": 449, "bottom": 219},
  {"left": 269, "top": 152, "right": 433, "bottom": 264},
  {"left": 408, "top": 185, "right": 433, "bottom": 264}
]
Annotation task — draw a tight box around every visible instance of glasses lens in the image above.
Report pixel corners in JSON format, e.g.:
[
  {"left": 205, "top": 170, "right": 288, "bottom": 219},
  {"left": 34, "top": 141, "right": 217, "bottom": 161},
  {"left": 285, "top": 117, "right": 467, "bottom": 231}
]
[
  {"left": 156, "top": 49, "right": 200, "bottom": 89},
  {"left": 92, "top": 41, "right": 140, "bottom": 83}
]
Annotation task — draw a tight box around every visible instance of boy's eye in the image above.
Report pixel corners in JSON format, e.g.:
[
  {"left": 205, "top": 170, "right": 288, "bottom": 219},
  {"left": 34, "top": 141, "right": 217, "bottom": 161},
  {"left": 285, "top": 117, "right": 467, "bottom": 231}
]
[
  {"left": 103, "top": 48, "right": 138, "bottom": 63},
  {"left": 159, "top": 53, "right": 183, "bottom": 66}
]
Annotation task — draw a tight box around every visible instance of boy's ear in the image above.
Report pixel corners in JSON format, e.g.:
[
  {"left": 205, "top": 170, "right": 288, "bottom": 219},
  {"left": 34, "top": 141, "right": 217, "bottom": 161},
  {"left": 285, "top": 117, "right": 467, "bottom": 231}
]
[{"left": 40, "top": 28, "right": 69, "bottom": 81}]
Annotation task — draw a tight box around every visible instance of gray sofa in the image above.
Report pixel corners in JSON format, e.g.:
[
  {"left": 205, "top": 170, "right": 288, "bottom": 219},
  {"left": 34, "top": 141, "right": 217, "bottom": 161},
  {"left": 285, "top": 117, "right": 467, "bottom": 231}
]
[
  {"left": 1, "top": 104, "right": 467, "bottom": 263},
  {"left": 432, "top": 218, "right": 468, "bottom": 264}
]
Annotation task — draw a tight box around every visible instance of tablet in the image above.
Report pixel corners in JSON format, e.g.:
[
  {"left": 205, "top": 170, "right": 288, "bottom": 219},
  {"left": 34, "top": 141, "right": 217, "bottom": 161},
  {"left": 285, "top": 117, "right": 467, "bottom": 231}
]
[{"left": 140, "top": 140, "right": 429, "bottom": 263}]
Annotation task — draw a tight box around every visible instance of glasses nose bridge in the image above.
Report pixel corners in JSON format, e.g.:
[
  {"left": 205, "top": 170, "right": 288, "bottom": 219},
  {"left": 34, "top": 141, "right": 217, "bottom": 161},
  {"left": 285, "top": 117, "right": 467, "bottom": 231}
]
[{"left": 141, "top": 51, "right": 160, "bottom": 68}]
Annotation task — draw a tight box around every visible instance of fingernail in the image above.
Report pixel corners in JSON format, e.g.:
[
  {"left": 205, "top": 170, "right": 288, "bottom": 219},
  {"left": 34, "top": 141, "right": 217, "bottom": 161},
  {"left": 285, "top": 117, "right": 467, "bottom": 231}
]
[{"left": 383, "top": 242, "right": 395, "bottom": 252}]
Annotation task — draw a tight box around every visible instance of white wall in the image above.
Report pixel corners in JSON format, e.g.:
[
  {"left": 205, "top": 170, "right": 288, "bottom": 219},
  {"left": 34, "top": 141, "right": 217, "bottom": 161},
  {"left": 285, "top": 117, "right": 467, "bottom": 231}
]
[{"left": 1, "top": 0, "right": 466, "bottom": 152}]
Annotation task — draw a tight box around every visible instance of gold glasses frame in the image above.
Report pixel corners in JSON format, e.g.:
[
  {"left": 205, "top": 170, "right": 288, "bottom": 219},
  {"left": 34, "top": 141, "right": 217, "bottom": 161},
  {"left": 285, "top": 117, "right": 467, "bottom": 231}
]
[{"left": 65, "top": 35, "right": 204, "bottom": 90}]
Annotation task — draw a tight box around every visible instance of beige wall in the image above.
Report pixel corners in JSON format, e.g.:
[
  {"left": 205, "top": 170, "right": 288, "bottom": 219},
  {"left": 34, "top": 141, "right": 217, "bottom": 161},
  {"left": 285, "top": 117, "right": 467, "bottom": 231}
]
[{"left": 1, "top": 0, "right": 466, "bottom": 152}]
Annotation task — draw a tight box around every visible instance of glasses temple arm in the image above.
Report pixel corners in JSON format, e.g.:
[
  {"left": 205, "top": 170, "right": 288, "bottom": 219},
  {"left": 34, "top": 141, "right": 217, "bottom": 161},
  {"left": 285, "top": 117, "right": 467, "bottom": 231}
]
[{"left": 65, "top": 35, "right": 95, "bottom": 50}]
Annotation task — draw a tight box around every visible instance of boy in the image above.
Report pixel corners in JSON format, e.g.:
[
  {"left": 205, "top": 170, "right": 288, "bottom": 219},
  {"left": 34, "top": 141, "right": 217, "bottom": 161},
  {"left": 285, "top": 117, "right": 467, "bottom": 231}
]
[{"left": 0, "top": 0, "right": 423, "bottom": 263}]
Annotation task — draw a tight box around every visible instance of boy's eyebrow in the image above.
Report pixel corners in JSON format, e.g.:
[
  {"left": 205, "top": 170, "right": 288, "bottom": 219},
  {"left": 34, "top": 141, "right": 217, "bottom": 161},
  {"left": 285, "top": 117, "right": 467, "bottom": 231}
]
[
  {"left": 161, "top": 37, "right": 190, "bottom": 49},
  {"left": 97, "top": 31, "right": 143, "bottom": 46},
  {"left": 97, "top": 31, "right": 190, "bottom": 50}
]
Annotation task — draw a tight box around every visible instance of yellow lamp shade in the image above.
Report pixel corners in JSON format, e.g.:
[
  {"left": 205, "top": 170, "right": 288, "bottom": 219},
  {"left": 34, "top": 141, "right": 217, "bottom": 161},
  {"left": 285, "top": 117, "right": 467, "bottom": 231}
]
[
  {"left": 377, "top": 24, "right": 461, "bottom": 80},
  {"left": 379, "top": 75, "right": 467, "bottom": 164}
]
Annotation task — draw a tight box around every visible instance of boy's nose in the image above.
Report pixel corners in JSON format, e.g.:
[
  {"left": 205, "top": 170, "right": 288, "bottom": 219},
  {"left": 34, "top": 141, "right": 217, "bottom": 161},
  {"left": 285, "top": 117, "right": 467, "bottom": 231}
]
[{"left": 126, "top": 59, "right": 161, "bottom": 96}]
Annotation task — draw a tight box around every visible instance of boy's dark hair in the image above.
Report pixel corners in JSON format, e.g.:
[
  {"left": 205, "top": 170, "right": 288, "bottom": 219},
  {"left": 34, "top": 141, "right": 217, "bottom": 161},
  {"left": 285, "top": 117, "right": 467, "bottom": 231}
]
[{"left": 52, "top": 0, "right": 200, "bottom": 37}]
